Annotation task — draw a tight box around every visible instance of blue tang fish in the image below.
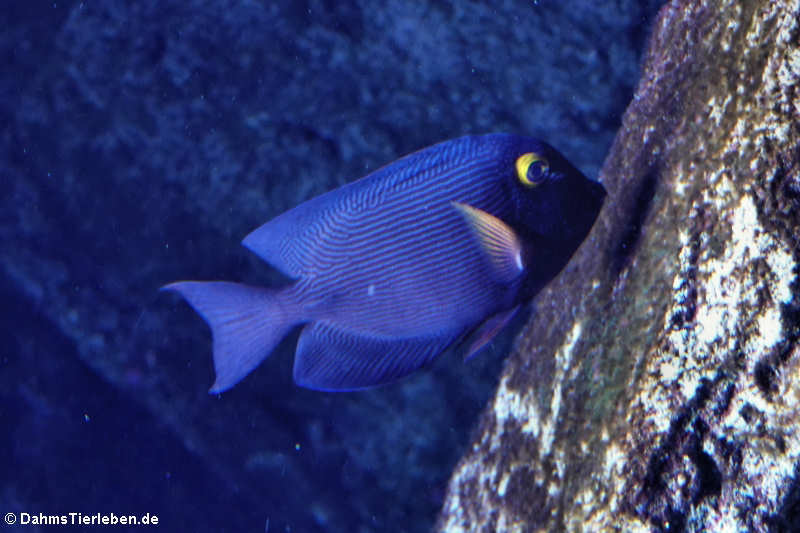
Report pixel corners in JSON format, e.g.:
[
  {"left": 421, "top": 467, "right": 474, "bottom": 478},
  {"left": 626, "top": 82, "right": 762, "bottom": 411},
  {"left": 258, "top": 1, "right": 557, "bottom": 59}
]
[{"left": 165, "top": 134, "right": 605, "bottom": 392}]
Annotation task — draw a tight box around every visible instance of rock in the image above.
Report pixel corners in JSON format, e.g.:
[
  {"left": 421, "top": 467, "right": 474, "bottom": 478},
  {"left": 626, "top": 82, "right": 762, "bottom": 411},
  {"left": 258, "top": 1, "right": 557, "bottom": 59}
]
[{"left": 437, "top": 0, "right": 800, "bottom": 531}]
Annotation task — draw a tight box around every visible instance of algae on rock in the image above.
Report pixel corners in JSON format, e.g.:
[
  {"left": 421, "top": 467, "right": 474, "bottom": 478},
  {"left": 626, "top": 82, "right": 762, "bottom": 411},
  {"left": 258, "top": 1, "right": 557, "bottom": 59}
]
[{"left": 437, "top": 0, "right": 800, "bottom": 531}]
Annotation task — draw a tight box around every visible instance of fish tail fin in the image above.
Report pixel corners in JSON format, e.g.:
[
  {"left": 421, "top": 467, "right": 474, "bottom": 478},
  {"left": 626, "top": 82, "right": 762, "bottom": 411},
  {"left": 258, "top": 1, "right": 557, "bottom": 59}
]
[{"left": 162, "top": 281, "right": 297, "bottom": 393}]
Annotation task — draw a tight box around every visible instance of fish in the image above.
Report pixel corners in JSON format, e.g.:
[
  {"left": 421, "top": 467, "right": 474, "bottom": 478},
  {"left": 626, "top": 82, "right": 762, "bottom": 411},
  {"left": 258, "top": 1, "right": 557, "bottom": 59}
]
[{"left": 164, "top": 134, "right": 605, "bottom": 392}]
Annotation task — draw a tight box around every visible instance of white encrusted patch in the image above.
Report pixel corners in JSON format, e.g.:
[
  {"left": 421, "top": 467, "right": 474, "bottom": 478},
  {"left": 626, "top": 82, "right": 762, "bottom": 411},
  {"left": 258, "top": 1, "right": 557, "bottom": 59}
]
[
  {"left": 440, "top": 321, "right": 585, "bottom": 532},
  {"left": 628, "top": 187, "right": 797, "bottom": 528},
  {"left": 643, "top": 192, "right": 797, "bottom": 434},
  {"left": 491, "top": 321, "right": 583, "bottom": 456}
]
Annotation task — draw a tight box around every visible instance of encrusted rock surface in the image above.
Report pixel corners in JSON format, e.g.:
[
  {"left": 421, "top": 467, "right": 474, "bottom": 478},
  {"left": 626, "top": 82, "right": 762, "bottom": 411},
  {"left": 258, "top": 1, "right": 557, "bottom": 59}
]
[{"left": 437, "top": 0, "right": 800, "bottom": 531}]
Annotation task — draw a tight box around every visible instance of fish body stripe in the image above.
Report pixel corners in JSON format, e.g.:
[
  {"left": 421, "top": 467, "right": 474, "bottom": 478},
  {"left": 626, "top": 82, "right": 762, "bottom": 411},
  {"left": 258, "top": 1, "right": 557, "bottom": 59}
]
[
  {"left": 287, "top": 155, "right": 506, "bottom": 277},
  {"left": 283, "top": 161, "right": 513, "bottom": 335},
  {"left": 256, "top": 135, "right": 514, "bottom": 278}
]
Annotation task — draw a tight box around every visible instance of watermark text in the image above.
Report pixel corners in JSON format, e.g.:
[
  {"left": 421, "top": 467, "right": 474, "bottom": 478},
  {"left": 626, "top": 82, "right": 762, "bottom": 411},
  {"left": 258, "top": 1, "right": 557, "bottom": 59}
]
[{"left": 5, "top": 512, "right": 159, "bottom": 527}]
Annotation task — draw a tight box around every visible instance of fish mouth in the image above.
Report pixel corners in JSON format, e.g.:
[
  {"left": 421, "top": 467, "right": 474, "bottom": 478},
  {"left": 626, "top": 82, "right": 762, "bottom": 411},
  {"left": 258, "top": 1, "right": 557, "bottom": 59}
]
[
  {"left": 588, "top": 177, "right": 608, "bottom": 201},
  {"left": 561, "top": 178, "right": 606, "bottom": 244},
  {"left": 583, "top": 178, "right": 608, "bottom": 216}
]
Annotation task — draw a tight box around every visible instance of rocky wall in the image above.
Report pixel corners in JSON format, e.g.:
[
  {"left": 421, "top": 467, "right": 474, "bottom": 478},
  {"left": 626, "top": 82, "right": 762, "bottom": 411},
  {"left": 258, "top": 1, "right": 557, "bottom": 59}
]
[{"left": 437, "top": 1, "right": 800, "bottom": 531}]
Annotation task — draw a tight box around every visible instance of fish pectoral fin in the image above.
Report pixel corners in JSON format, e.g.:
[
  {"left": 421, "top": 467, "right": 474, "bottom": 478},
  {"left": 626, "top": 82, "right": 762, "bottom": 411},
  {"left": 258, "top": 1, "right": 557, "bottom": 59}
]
[
  {"left": 463, "top": 306, "right": 520, "bottom": 360},
  {"left": 451, "top": 202, "right": 525, "bottom": 283},
  {"left": 293, "top": 323, "right": 461, "bottom": 391}
]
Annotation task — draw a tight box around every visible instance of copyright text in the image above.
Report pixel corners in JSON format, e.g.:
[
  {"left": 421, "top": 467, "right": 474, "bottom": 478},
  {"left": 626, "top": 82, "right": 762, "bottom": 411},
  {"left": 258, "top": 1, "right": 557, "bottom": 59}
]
[{"left": 4, "top": 512, "right": 159, "bottom": 527}]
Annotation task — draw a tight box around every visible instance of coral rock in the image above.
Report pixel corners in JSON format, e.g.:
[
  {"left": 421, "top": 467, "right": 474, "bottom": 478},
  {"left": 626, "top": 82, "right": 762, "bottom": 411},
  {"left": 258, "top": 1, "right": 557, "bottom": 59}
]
[{"left": 437, "top": 0, "right": 800, "bottom": 531}]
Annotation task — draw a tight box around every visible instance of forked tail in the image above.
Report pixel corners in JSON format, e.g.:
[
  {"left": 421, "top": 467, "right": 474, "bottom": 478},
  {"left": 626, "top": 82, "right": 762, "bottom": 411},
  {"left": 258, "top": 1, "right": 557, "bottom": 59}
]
[{"left": 162, "top": 281, "right": 296, "bottom": 392}]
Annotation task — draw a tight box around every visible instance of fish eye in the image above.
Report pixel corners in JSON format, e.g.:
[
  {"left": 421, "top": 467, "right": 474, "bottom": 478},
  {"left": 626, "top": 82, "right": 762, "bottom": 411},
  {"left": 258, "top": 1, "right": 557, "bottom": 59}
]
[{"left": 515, "top": 152, "right": 550, "bottom": 187}]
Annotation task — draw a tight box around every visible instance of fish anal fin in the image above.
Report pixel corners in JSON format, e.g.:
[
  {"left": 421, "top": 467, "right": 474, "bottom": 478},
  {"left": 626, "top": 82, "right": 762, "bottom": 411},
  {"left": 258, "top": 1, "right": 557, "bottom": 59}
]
[{"left": 294, "top": 323, "right": 460, "bottom": 391}]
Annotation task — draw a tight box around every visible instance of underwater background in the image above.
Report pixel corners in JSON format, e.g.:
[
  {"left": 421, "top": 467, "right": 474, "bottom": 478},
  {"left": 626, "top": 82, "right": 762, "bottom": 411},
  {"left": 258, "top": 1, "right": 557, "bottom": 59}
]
[{"left": 2, "top": 1, "right": 662, "bottom": 531}]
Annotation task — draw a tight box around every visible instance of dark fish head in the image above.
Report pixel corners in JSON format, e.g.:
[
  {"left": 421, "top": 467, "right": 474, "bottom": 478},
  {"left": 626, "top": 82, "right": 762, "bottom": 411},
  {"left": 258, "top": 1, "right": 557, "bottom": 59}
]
[{"left": 502, "top": 137, "right": 606, "bottom": 251}]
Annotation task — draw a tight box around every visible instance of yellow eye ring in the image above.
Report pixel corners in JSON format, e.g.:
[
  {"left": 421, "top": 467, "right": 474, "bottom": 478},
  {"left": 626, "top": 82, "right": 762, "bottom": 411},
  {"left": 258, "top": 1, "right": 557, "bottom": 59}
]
[{"left": 515, "top": 152, "right": 549, "bottom": 187}]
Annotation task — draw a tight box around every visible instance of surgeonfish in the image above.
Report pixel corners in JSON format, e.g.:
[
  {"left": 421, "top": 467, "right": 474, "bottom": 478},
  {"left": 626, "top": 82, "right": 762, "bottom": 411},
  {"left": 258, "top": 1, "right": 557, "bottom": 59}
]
[{"left": 164, "top": 134, "right": 606, "bottom": 392}]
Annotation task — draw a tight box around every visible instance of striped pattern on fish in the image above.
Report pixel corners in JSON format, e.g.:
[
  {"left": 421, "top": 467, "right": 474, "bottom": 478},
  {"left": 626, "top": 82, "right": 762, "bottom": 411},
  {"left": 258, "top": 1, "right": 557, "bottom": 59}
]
[{"left": 164, "top": 133, "right": 606, "bottom": 392}]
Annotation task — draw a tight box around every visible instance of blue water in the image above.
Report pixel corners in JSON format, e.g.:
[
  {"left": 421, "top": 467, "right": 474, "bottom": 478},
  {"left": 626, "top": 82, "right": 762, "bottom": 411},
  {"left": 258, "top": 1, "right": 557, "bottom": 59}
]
[{"left": 1, "top": 1, "right": 662, "bottom": 531}]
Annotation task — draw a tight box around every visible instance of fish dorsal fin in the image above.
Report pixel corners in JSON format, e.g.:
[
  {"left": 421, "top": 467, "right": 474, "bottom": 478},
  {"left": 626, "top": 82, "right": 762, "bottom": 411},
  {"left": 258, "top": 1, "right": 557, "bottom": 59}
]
[{"left": 451, "top": 202, "right": 525, "bottom": 283}]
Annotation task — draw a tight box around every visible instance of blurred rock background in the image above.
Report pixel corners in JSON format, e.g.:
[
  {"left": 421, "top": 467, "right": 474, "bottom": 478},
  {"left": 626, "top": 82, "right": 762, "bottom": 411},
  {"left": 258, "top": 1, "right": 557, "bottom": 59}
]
[{"left": 1, "top": 1, "right": 661, "bottom": 531}]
